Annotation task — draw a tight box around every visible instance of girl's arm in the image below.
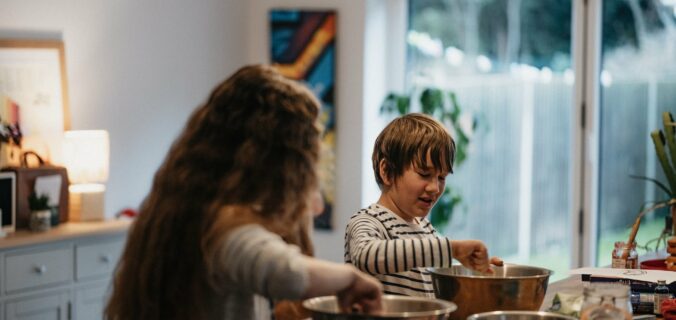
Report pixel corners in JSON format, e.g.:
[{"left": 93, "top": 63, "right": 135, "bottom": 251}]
[
  {"left": 302, "top": 257, "right": 382, "bottom": 313},
  {"left": 220, "top": 224, "right": 382, "bottom": 312}
]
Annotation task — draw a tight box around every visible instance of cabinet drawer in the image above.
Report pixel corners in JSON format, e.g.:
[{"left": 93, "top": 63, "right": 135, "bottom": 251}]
[
  {"left": 5, "top": 246, "right": 73, "bottom": 293},
  {"left": 76, "top": 239, "right": 123, "bottom": 280}
]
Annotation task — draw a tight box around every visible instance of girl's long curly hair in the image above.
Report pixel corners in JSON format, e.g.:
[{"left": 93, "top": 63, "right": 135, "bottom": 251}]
[{"left": 105, "top": 65, "right": 321, "bottom": 320}]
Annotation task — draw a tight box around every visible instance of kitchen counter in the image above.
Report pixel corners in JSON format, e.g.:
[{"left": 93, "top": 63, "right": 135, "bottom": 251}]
[{"left": 0, "top": 219, "right": 131, "bottom": 249}]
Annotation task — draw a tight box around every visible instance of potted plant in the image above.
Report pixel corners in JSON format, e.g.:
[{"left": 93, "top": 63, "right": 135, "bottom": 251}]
[
  {"left": 28, "top": 192, "right": 52, "bottom": 232},
  {"left": 381, "top": 87, "right": 481, "bottom": 231},
  {"left": 623, "top": 112, "right": 676, "bottom": 266}
]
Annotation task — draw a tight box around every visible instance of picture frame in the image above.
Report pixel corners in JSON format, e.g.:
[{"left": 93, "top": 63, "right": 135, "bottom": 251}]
[
  {"left": 0, "top": 39, "right": 71, "bottom": 165},
  {"left": 269, "top": 9, "right": 337, "bottom": 230},
  {"left": 0, "top": 171, "right": 16, "bottom": 232}
]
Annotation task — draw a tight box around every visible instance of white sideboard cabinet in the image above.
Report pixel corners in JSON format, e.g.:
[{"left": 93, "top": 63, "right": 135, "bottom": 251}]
[{"left": 0, "top": 220, "right": 130, "bottom": 320}]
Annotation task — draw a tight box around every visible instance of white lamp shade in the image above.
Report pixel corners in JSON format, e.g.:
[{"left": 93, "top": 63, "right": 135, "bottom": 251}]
[{"left": 63, "top": 130, "right": 109, "bottom": 184}]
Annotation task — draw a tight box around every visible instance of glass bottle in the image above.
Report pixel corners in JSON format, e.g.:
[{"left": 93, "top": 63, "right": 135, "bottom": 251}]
[
  {"left": 580, "top": 283, "right": 633, "bottom": 320},
  {"left": 654, "top": 280, "right": 672, "bottom": 315},
  {"left": 611, "top": 241, "right": 638, "bottom": 269}
]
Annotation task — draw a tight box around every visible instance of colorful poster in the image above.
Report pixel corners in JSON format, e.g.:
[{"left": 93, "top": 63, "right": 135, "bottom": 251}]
[{"left": 270, "top": 9, "right": 336, "bottom": 229}]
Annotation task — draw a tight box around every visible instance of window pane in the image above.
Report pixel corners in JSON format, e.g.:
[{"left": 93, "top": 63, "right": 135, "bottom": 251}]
[
  {"left": 406, "top": 0, "right": 574, "bottom": 280},
  {"left": 596, "top": 0, "right": 676, "bottom": 267}
]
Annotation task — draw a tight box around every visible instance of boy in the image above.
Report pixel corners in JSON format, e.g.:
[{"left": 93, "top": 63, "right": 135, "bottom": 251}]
[{"left": 344, "top": 113, "right": 501, "bottom": 297}]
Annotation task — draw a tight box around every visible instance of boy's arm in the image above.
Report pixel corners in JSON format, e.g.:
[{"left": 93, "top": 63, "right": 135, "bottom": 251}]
[
  {"left": 346, "top": 215, "right": 453, "bottom": 275},
  {"left": 451, "top": 240, "right": 503, "bottom": 273}
]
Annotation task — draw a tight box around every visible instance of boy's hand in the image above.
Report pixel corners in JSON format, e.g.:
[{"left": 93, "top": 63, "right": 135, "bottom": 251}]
[{"left": 451, "top": 240, "right": 501, "bottom": 273}]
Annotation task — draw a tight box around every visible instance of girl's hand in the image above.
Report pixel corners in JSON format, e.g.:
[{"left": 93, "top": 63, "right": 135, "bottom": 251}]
[{"left": 337, "top": 266, "right": 383, "bottom": 314}]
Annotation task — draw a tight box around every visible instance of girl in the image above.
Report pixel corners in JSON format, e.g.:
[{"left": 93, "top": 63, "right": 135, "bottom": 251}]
[{"left": 106, "top": 65, "right": 382, "bottom": 319}]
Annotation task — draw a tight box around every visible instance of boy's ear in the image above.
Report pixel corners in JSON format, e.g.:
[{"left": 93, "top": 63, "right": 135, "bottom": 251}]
[{"left": 379, "top": 159, "right": 393, "bottom": 186}]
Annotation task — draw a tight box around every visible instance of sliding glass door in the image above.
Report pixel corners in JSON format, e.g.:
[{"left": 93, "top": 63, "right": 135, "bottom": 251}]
[
  {"left": 596, "top": 0, "right": 676, "bottom": 266},
  {"left": 405, "top": 0, "right": 575, "bottom": 279},
  {"left": 401, "top": 0, "right": 676, "bottom": 274}
]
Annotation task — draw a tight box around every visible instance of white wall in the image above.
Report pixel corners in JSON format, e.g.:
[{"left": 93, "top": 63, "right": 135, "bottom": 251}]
[
  {"left": 0, "top": 0, "right": 247, "bottom": 218},
  {"left": 2, "top": 0, "right": 402, "bottom": 263}
]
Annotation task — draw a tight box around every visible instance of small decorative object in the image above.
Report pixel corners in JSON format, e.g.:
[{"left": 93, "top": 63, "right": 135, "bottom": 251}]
[
  {"left": 115, "top": 208, "right": 138, "bottom": 220},
  {"left": 611, "top": 241, "right": 637, "bottom": 269},
  {"left": 28, "top": 192, "right": 51, "bottom": 232}
]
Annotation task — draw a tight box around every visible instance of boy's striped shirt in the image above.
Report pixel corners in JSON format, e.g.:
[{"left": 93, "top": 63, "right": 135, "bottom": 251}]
[{"left": 344, "top": 203, "right": 453, "bottom": 297}]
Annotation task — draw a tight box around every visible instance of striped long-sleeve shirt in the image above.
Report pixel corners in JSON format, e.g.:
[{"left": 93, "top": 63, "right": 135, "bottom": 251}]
[{"left": 344, "top": 203, "right": 453, "bottom": 297}]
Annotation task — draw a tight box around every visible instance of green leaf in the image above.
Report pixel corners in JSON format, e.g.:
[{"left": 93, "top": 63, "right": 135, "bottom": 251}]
[
  {"left": 448, "top": 92, "right": 461, "bottom": 122},
  {"left": 629, "top": 174, "right": 673, "bottom": 197},
  {"left": 663, "top": 112, "right": 676, "bottom": 173},
  {"left": 380, "top": 93, "right": 410, "bottom": 116},
  {"left": 651, "top": 130, "right": 676, "bottom": 195},
  {"left": 28, "top": 192, "right": 50, "bottom": 211},
  {"left": 430, "top": 187, "right": 462, "bottom": 232},
  {"left": 397, "top": 96, "right": 410, "bottom": 115},
  {"left": 420, "top": 88, "right": 444, "bottom": 116}
]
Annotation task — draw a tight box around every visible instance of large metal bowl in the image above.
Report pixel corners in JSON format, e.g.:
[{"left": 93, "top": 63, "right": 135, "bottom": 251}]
[
  {"left": 302, "top": 295, "right": 457, "bottom": 319},
  {"left": 467, "top": 311, "right": 577, "bottom": 320},
  {"left": 428, "top": 264, "right": 552, "bottom": 320}
]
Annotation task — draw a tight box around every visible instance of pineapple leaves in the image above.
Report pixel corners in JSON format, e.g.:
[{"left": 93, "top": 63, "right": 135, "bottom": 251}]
[
  {"left": 651, "top": 128, "right": 676, "bottom": 196},
  {"left": 630, "top": 174, "right": 673, "bottom": 198}
]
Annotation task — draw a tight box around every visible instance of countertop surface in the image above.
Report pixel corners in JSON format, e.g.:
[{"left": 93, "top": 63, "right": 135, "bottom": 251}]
[{"left": 0, "top": 219, "right": 132, "bottom": 249}]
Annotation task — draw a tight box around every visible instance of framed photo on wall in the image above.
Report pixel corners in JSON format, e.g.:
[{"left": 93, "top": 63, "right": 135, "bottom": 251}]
[
  {"left": 0, "top": 39, "right": 71, "bottom": 165},
  {"left": 269, "top": 9, "right": 337, "bottom": 230}
]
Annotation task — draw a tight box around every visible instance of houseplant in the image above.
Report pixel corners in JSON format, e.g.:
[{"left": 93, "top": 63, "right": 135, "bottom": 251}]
[
  {"left": 381, "top": 87, "right": 481, "bottom": 231},
  {"left": 28, "top": 192, "right": 52, "bottom": 232},
  {"left": 624, "top": 111, "right": 676, "bottom": 261}
]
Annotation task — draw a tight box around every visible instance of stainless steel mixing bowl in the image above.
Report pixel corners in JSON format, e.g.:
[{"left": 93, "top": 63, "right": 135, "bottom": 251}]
[
  {"left": 428, "top": 264, "right": 552, "bottom": 320},
  {"left": 466, "top": 311, "right": 577, "bottom": 320},
  {"left": 302, "top": 295, "right": 457, "bottom": 319}
]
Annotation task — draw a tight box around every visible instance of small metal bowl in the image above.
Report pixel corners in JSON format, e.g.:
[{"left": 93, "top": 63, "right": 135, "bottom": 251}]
[
  {"left": 466, "top": 311, "right": 577, "bottom": 320},
  {"left": 302, "top": 295, "right": 457, "bottom": 320}
]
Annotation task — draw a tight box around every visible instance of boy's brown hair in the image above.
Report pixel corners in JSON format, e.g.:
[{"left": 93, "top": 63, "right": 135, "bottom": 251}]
[{"left": 372, "top": 113, "right": 456, "bottom": 189}]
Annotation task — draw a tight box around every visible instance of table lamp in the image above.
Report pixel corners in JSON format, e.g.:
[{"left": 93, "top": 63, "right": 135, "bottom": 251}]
[{"left": 63, "top": 130, "right": 109, "bottom": 221}]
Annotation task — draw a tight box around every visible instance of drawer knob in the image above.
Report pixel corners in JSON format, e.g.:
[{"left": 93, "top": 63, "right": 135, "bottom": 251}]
[
  {"left": 34, "top": 265, "right": 47, "bottom": 274},
  {"left": 100, "top": 254, "right": 111, "bottom": 263}
]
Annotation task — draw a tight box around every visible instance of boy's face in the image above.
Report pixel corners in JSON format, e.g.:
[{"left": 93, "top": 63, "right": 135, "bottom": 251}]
[{"left": 378, "top": 152, "right": 449, "bottom": 223}]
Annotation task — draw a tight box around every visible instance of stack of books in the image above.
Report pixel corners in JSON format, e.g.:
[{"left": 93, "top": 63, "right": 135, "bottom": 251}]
[{"left": 572, "top": 267, "right": 676, "bottom": 314}]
